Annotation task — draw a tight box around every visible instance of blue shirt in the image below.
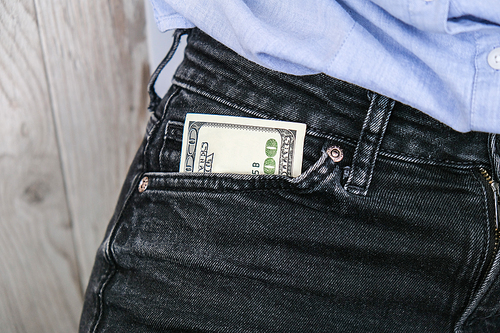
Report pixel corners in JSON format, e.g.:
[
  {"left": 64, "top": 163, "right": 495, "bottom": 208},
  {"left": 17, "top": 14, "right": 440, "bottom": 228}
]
[{"left": 151, "top": 0, "right": 500, "bottom": 134}]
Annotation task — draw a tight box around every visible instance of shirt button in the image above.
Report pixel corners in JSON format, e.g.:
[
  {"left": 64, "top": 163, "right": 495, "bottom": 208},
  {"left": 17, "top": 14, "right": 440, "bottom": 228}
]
[{"left": 488, "top": 47, "right": 500, "bottom": 70}]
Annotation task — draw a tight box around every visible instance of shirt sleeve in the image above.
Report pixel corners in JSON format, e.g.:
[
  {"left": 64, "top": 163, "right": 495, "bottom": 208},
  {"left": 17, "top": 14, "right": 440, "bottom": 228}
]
[{"left": 369, "top": 0, "right": 500, "bottom": 34}]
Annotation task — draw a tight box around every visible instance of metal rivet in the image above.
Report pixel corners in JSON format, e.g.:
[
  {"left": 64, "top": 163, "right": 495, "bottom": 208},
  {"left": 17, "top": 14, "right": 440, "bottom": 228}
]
[
  {"left": 326, "top": 146, "right": 343, "bottom": 162},
  {"left": 138, "top": 176, "right": 149, "bottom": 193}
]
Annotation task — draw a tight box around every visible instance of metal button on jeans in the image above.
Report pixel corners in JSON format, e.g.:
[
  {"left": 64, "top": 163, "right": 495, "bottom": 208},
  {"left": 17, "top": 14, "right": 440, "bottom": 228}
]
[
  {"left": 138, "top": 176, "right": 149, "bottom": 193},
  {"left": 326, "top": 146, "right": 343, "bottom": 162},
  {"left": 488, "top": 47, "right": 500, "bottom": 70}
]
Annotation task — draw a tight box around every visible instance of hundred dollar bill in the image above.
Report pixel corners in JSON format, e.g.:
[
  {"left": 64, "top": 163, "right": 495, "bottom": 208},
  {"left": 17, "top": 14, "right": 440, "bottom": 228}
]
[{"left": 179, "top": 113, "right": 306, "bottom": 177}]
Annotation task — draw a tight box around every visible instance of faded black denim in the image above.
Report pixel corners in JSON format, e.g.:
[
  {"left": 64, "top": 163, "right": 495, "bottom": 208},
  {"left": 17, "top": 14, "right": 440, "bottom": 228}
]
[{"left": 80, "top": 28, "right": 500, "bottom": 332}]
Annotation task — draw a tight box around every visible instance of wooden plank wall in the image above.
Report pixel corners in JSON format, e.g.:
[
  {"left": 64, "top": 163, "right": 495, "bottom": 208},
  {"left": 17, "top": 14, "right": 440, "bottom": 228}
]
[{"left": 0, "top": 0, "right": 150, "bottom": 331}]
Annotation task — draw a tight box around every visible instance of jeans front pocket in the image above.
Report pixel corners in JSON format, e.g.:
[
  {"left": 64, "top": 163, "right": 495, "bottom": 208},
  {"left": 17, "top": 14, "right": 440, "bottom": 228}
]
[{"left": 98, "top": 147, "right": 356, "bottom": 332}]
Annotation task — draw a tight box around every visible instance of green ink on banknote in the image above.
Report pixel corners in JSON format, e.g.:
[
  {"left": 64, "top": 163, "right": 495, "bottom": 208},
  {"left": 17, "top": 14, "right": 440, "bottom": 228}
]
[
  {"left": 265, "top": 138, "right": 278, "bottom": 157},
  {"left": 264, "top": 158, "right": 276, "bottom": 175}
]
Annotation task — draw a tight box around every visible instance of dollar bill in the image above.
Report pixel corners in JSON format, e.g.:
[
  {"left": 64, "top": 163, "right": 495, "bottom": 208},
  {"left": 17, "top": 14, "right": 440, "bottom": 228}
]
[{"left": 179, "top": 113, "right": 306, "bottom": 177}]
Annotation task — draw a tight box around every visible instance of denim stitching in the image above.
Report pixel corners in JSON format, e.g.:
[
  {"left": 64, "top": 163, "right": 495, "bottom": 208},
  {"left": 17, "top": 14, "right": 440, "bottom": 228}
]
[
  {"left": 344, "top": 94, "right": 394, "bottom": 196},
  {"left": 172, "top": 79, "right": 359, "bottom": 150},
  {"left": 91, "top": 54, "right": 182, "bottom": 331},
  {"left": 467, "top": 312, "right": 500, "bottom": 325},
  {"left": 142, "top": 173, "right": 347, "bottom": 196},
  {"left": 141, "top": 175, "right": 313, "bottom": 193},
  {"left": 488, "top": 134, "right": 500, "bottom": 182},
  {"left": 88, "top": 266, "right": 113, "bottom": 333},
  {"left": 172, "top": 79, "right": 287, "bottom": 123},
  {"left": 455, "top": 170, "right": 495, "bottom": 332},
  {"left": 143, "top": 87, "right": 180, "bottom": 172},
  {"left": 173, "top": 80, "right": 482, "bottom": 169},
  {"left": 159, "top": 119, "right": 184, "bottom": 170},
  {"left": 172, "top": 78, "right": 362, "bottom": 150},
  {"left": 91, "top": 173, "right": 144, "bottom": 333},
  {"left": 147, "top": 29, "right": 190, "bottom": 112},
  {"left": 379, "top": 150, "right": 488, "bottom": 167}
]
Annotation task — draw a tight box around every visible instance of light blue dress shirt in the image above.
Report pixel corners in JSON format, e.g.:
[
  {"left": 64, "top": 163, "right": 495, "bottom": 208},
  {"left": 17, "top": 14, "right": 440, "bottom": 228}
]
[{"left": 151, "top": 0, "right": 500, "bottom": 134}]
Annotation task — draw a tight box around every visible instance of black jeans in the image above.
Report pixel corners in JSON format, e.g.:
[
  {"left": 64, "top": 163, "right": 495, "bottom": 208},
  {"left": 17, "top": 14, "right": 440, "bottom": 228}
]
[{"left": 80, "top": 28, "right": 500, "bottom": 332}]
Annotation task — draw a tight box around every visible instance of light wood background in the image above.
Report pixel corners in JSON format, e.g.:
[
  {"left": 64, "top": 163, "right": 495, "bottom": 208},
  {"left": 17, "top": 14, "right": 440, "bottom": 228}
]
[{"left": 0, "top": 0, "right": 157, "bottom": 331}]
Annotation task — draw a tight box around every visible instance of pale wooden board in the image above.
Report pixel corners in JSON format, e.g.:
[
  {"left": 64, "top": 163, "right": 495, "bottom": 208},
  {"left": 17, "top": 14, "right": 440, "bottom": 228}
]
[
  {"left": 33, "top": 0, "right": 150, "bottom": 289},
  {"left": 0, "top": 0, "right": 82, "bottom": 332}
]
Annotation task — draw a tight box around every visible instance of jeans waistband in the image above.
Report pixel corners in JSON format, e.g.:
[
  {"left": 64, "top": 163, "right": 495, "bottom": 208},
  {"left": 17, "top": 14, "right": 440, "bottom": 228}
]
[{"left": 164, "top": 28, "right": 491, "bottom": 169}]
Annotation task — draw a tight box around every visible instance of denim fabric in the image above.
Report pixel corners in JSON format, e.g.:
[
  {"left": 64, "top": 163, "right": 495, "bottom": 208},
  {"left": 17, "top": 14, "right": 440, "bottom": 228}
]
[{"left": 80, "top": 28, "right": 500, "bottom": 332}]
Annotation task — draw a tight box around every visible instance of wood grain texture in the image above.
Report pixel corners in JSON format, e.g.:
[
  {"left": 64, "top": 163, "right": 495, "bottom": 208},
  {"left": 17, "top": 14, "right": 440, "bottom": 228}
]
[
  {"left": 1, "top": 0, "right": 149, "bottom": 331},
  {"left": 33, "top": 0, "right": 150, "bottom": 288},
  {"left": 0, "top": 0, "right": 82, "bottom": 332}
]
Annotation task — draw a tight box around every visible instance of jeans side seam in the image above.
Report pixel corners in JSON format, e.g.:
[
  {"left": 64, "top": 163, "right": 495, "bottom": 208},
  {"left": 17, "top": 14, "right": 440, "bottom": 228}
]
[
  {"left": 89, "top": 172, "right": 145, "bottom": 333},
  {"left": 88, "top": 85, "right": 179, "bottom": 332},
  {"left": 90, "top": 268, "right": 115, "bottom": 333}
]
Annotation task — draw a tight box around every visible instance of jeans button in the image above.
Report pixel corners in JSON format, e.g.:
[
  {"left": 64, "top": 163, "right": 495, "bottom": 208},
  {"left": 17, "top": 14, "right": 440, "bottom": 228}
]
[
  {"left": 326, "top": 146, "right": 343, "bottom": 162},
  {"left": 138, "top": 176, "right": 149, "bottom": 193}
]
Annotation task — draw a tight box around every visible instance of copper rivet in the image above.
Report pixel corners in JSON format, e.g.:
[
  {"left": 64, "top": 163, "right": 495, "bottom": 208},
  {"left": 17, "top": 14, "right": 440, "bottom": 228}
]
[
  {"left": 138, "top": 176, "right": 149, "bottom": 193},
  {"left": 326, "top": 146, "right": 343, "bottom": 162}
]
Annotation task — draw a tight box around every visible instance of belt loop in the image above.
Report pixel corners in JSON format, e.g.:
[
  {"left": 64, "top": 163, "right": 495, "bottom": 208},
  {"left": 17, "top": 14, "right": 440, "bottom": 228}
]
[
  {"left": 489, "top": 134, "right": 500, "bottom": 182},
  {"left": 344, "top": 93, "right": 395, "bottom": 196},
  {"left": 147, "top": 28, "right": 191, "bottom": 112}
]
